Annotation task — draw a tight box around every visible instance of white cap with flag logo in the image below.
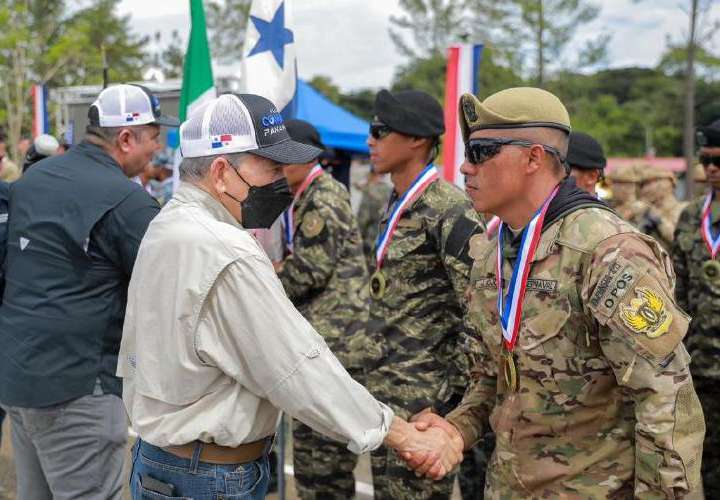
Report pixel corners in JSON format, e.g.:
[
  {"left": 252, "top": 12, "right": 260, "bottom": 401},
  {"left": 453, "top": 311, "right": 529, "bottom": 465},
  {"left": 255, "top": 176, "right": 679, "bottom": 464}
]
[
  {"left": 179, "top": 93, "right": 320, "bottom": 163},
  {"left": 88, "top": 84, "right": 180, "bottom": 128}
]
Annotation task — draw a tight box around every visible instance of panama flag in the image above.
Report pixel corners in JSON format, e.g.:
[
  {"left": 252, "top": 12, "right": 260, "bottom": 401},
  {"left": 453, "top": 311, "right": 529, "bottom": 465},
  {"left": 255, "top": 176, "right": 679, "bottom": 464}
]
[
  {"left": 443, "top": 43, "right": 483, "bottom": 188},
  {"left": 31, "top": 84, "right": 50, "bottom": 137},
  {"left": 241, "top": 0, "right": 297, "bottom": 119},
  {"left": 174, "top": 0, "right": 217, "bottom": 191}
]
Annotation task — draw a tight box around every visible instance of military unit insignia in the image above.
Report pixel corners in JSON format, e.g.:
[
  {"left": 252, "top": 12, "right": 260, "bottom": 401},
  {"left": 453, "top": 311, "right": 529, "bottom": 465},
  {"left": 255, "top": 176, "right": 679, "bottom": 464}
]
[
  {"left": 620, "top": 287, "right": 673, "bottom": 338},
  {"left": 462, "top": 96, "right": 478, "bottom": 123},
  {"left": 301, "top": 211, "right": 324, "bottom": 238}
]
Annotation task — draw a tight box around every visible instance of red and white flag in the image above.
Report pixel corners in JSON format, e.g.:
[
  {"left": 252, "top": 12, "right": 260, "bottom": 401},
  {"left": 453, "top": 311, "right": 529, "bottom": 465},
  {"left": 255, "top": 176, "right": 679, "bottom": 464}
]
[{"left": 443, "top": 43, "right": 483, "bottom": 188}]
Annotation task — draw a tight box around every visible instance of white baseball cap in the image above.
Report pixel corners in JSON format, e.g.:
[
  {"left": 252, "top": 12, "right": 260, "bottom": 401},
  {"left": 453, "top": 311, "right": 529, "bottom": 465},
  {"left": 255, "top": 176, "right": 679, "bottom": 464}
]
[
  {"left": 179, "top": 93, "right": 321, "bottom": 163},
  {"left": 88, "top": 84, "right": 180, "bottom": 128}
]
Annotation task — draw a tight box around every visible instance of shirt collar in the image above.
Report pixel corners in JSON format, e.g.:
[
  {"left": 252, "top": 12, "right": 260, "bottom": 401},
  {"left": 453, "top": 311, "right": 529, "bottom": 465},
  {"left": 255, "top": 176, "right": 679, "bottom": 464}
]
[{"left": 172, "top": 182, "right": 242, "bottom": 229}]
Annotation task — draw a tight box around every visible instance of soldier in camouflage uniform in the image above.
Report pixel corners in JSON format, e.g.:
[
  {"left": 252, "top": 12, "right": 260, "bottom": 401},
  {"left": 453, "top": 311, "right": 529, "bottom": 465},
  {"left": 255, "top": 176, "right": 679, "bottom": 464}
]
[
  {"left": 365, "top": 89, "right": 483, "bottom": 499},
  {"left": 606, "top": 165, "right": 648, "bottom": 224},
  {"left": 408, "top": 87, "right": 705, "bottom": 498},
  {"left": 356, "top": 167, "right": 392, "bottom": 273},
  {"left": 637, "top": 166, "right": 687, "bottom": 252},
  {"left": 276, "top": 120, "right": 369, "bottom": 499},
  {"left": 672, "top": 118, "right": 720, "bottom": 497}
]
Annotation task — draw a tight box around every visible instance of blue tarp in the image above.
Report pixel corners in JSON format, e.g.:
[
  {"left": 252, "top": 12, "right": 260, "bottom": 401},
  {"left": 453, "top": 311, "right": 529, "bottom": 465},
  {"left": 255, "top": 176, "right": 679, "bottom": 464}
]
[{"left": 295, "top": 80, "right": 369, "bottom": 154}]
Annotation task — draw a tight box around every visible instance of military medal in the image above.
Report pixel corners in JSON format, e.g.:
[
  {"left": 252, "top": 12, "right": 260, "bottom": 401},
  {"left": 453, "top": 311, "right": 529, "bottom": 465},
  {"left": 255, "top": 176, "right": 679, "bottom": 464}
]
[
  {"left": 370, "top": 163, "right": 439, "bottom": 300},
  {"left": 700, "top": 190, "right": 720, "bottom": 280},
  {"left": 496, "top": 186, "right": 559, "bottom": 391},
  {"left": 282, "top": 165, "right": 324, "bottom": 253}
]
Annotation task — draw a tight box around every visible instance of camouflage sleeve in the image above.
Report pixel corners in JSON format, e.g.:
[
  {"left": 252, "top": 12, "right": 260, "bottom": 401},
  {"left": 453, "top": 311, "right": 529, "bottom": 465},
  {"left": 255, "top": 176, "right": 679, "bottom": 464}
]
[
  {"left": 671, "top": 206, "right": 692, "bottom": 314},
  {"left": 445, "top": 332, "right": 497, "bottom": 450},
  {"left": 435, "top": 205, "right": 485, "bottom": 401},
  {"left": 277, "top": 199, "right": 346, "bottom": 301},
  {"left": 583, "top": 234, "right": 704, "bottom": 498}
]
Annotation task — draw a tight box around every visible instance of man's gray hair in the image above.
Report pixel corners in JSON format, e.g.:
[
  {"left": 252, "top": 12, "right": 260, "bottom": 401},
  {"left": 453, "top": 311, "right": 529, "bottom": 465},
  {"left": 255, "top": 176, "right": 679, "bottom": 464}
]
[{"left": 179, "top": 153, "right": 248, "bottom": 182}]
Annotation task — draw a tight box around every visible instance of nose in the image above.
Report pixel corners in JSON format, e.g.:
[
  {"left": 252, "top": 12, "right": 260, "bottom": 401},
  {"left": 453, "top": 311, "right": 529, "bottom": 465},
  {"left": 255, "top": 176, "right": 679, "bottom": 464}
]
[
  {"left": 459, "top": 159, "right": 475, "bottom": 176},
  {"left": 367, "top": 135, "right": 376, "bottom": 147}
]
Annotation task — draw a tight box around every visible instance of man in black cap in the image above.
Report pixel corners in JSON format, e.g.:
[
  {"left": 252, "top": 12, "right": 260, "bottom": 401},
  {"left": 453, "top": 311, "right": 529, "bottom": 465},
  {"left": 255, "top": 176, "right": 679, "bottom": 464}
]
[
  {"left": 567, "top": 131, "right": 606, "bottom": 197},
  {"left": 274, "top": 119, "right": 370, "bottom": 499},
  {"left": 0, "top": 180, "right": 7, "bottom": 449},
  {"left": 672, "top": 118, "right": 720, "bottom": 497},
  {"left": 364, "top": 89, "right": 481, "bottom": 499},
  {"left": 0, "top": 83, "right": 178, "bottom": 499}
]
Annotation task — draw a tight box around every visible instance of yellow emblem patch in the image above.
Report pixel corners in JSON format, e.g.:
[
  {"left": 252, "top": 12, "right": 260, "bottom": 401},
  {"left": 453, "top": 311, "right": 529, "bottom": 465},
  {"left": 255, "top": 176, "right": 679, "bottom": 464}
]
[
  {"left": 620, "top": 287, "right": 673, "bottom": 338},
  {"left": 301, "top": 211, "right": 324, "bottom": 238}
]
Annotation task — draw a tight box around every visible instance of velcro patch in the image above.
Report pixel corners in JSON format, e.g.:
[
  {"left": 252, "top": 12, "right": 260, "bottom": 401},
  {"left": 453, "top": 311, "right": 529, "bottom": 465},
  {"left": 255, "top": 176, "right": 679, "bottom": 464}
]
[
  {"left": 396, "top": 218, "right": 422, "bottom": 229},
  {"left": 526, "top": 279, "right": 558, "bottom": 293},
  {"left": 590, "top": 260, "right": 640, "bottom": 320},
  {"left": 475, "top": 277, "right": 498, "bottom": 289},
  {"left": 607, "top": 274, "right": 690, "bottom": 361}
]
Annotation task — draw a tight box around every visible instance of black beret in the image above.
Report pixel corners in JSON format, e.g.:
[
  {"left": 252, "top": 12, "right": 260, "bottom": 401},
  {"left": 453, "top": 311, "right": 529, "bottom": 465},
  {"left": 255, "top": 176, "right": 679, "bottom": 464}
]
[
  {"left": 284, "top": 119, "right": 325, "bottom": 152},
  {"left": 697, "top": 119, "right": 720, "bottom": 148},
  {"left": 373, "top": 89, "right": 445, "bottom": 138},
  {"left": 566, "top": 131, "right": 606, "bottom": 170}
]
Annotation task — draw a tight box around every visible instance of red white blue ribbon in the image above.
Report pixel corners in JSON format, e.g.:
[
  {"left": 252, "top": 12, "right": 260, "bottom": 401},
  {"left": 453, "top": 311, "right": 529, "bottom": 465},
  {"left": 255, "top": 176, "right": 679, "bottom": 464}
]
[
  {"left": 486, "top": 216, "right": 500, "bottom": 239},
  {"left": 701, "top": 190, "right": 720, "bottom": 260},
  {"left": 496, "top": 186, "right": 559, "bottom": 351},
  {"left": 375, "top": 163, "right": 439, "bottom": 268},
  {"left": 282, "top": 164, "right": 324, "bottom": 253}
]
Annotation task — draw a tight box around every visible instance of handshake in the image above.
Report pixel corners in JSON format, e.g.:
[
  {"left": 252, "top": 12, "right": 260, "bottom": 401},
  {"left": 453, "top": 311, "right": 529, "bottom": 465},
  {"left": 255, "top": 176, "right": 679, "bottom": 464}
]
[{"left": 383, "top": 409, "right": 465, "bottom": 480}]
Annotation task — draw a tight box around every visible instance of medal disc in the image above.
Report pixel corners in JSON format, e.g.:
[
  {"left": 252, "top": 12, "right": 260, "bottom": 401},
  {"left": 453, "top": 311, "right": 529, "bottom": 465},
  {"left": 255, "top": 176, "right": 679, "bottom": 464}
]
[
  {"left": 503, "top": 351, "right": 518, "bottom": 392},
  {"left": 370, "top": 270, "right": 387, "bottom": 300},
  {"left": 702, "top": 259, "right": 720, "bottom": 282}
]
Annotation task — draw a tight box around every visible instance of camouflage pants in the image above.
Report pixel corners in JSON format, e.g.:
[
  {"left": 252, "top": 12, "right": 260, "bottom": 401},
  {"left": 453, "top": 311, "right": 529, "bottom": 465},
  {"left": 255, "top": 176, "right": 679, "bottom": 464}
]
[
  {"left": 458, "top": 432, "right": 495, "bottom": 500},
  {"left": 370, "top": 444, "right": 455, "bottom": 500},
  {"left": 695, "top": 376, "right": 720, "bottom": 498},
  {"left": 292, "top": 420, "right": 358, "bottom": 500}
]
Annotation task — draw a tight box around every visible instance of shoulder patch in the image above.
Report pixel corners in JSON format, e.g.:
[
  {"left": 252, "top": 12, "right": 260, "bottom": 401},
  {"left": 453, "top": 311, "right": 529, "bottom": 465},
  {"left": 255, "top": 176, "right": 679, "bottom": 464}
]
[
  {"left": 589, "top": 259, "right": 640, "bottom": 317},
  {"left": 300, "top": 210, "right": 325, "bottom": 238}
]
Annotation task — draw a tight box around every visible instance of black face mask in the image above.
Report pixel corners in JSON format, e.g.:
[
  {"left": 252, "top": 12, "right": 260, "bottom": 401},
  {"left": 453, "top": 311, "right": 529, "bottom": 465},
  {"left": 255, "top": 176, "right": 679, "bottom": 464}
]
[{"left": 225, "top": 168, "right": 293, "bottom": 229}]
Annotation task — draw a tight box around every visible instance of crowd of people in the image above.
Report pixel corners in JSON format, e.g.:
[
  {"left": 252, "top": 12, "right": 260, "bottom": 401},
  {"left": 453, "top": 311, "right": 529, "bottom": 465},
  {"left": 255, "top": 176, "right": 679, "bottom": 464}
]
[{"left": 0, "top": 79, "right": 718, "bottom": 500}]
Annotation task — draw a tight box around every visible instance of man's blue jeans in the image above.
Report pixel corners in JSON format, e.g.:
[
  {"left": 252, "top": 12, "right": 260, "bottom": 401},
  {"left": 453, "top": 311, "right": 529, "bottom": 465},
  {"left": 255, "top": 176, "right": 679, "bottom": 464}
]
[{"left": 130, "top": 439, "right": 270, "bottom": 499}]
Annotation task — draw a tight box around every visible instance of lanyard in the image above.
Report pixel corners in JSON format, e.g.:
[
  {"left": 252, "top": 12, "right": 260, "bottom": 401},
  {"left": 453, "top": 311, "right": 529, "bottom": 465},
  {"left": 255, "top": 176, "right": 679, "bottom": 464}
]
[
  {"left": 486, "top": 216, "right": 501, "bottom": 239},
  {"left": 282, "top": 165, "right": 324, "bottom": 253},
  {"left": 496, "top": 186, "right": 559, "bottom": 351},
  {"left": 701, "top": 190, "right": 720, "bottom": 259},
  {"left": 374, "top": 163, "right": 438, "bottom": 269}
]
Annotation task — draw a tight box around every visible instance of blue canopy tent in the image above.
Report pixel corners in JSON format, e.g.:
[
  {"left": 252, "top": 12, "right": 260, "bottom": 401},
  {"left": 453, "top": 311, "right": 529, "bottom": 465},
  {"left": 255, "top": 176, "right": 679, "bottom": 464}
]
[{"left": 295, "top": 80, "right": 369, "bottom": 154}]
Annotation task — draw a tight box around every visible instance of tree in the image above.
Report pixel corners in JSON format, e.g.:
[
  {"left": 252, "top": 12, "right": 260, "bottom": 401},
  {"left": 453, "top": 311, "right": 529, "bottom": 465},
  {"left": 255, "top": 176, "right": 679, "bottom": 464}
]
[
  {"left": 151, "top": 30, "right": 185, "bottom": 80},
  {"left": 0, "top": 0, "right": 147, "bottom": 162},
  {"left": 511, "top": 0, "right": 605, "bottom": 86},
  {"left": 206, "top": 0, "right": 252, "bottom": 64}
]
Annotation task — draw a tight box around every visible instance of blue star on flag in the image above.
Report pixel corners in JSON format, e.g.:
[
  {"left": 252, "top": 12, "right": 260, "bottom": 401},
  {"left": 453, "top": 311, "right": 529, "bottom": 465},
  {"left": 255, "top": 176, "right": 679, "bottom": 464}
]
[{"left": 248, "top": 2, "right": 294, "bottom": 69}]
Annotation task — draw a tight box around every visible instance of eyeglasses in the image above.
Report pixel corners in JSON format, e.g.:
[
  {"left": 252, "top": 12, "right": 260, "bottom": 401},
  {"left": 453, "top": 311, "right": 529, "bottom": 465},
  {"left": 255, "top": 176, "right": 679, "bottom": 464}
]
[
  {"left": 700, "top": 154, "right": 720, "bottom": 168},
  {"left": 369, "top": 123, "right": 393, "bottom": 140},
  {"left": 464, "top": 137, "right": 566, "bottom": 166}
]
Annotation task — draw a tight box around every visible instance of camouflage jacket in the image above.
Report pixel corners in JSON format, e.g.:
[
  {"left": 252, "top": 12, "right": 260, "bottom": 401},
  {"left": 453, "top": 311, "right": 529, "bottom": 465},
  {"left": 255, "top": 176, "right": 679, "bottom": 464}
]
[
  {"left": 672, "top": 193, "right": 720, "bottom": 379},
  {"left": 447, "top": 206, "right": 704, "bottom": 499},
  {"left": 356, "top": 180, "right": 392, "bottom": 273},
  {"left": 638, "top": 197, "right": 687, "bottom": 253},
  {"left": 277, "top": 173, "right": 369, "bottom": 370},
  {"left": 364, "top": 178, "right": 483, "bottom": 418}
]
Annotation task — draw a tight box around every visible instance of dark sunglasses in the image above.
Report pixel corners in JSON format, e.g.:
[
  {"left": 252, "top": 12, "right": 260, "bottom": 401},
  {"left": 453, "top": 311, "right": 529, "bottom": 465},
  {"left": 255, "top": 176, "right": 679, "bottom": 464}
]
[
  {"left": 465, "top": 138, "right": 566, "bottom": 166},
  {"left": 369, "top": 123, "right": 393, "bottom": 140},
  {"left": 700, "top": 154, "right": 720, "bottom": 168}
]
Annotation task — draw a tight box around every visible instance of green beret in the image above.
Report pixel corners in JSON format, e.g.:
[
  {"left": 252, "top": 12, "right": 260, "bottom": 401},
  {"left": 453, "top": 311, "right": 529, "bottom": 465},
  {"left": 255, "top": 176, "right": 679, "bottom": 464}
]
[{"left": 459, "top": 87, "right": 571, "bottom": 143}]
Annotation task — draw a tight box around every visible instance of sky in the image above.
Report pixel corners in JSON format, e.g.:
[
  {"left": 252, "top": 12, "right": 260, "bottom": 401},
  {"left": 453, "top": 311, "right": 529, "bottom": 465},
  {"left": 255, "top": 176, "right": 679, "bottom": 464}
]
[{"left": 117, "top": 0, "right": 720, "bottom": 92}]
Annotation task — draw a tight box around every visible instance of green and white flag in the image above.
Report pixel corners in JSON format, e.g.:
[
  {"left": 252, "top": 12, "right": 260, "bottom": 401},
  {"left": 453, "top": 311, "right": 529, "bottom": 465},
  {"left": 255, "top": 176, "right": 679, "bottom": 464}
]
[
  {"left": 173, "top": 0, "right": 216, "bottom": 192},
  {"left": 179, "top": 0, "right": 216, "bottom": 120}
]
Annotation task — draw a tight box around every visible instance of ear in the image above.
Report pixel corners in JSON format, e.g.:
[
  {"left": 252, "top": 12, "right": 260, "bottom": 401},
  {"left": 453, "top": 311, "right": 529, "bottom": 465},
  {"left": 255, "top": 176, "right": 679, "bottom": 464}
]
[
  {"left": 525, "top": 144, "right": 545, "bottom": 174},
  {"left": 210, "top": 156, "right": 231, "bottom": 193},
  {"left": 116, "top": 128, "right": 135, "bottom": 153},
  {"left": 408, "top": 136, "right": 429, "bottom": 152}
]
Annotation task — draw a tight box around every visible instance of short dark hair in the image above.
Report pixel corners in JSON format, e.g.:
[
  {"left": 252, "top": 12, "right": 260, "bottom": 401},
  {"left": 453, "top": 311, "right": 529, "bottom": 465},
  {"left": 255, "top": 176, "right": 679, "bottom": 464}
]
[{"left": 85, "top": 124, "right": 157, "bottom": 144}]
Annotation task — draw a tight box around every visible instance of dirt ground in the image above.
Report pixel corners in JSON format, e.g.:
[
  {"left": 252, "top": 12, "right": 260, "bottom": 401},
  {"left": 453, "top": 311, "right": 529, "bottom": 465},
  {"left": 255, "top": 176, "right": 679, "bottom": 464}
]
[{"left": 0, "top": 418, "right": 461, "bottom": 499}]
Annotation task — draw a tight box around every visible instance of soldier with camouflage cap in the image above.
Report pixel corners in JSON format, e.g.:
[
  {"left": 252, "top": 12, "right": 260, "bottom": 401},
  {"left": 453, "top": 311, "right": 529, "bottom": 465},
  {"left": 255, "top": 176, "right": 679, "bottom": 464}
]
[
  {"left": 606, "top": 165, "right": 648, "bottom": 224},
  {"left": 364, "top": 89, "right": 483, "bottom": 499},
  {"left": 637, "top": 166, "right": 686, "bottom": 252},
  {"left": 672, "top": 118, "right": 720, "bottom": 497},
  {"left": 275, "top": 119, "right": 369, "bottom": 499},
  {"left": 405, "top": 87, "right": 705, "bottom": 498}
]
